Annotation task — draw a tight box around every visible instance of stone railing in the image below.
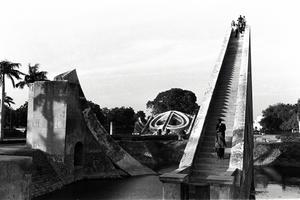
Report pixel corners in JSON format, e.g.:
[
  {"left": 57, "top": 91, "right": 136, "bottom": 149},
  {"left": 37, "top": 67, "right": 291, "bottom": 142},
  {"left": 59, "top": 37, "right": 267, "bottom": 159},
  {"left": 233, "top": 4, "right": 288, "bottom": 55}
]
[
  {"left": 0, "top": 155, "right": 32, "bottom": 200},
  {"left": 228, "top": 26, "right": 254, "bottom": 199}
]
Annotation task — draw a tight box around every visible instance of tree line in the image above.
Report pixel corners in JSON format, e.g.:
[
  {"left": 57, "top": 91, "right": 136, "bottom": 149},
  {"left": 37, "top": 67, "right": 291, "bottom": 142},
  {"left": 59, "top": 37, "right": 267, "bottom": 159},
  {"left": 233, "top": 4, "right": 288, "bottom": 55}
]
[
  {"left": 4, "top": 59, "right": 297, "bottom": 136},
  {"left": 0, "top": 61, "right": 48, "bottom": 138},
  {"left": 260, "top": 99, "right": 300, "bottom": 132},
  {"left": 88, "top": 88, "right": 199, "bottom": 135},
  {"left": 1, "top": 59, "right": 199, "bottom": 136},
  {"left": 6, "top": 85, "right": 199, "bottom": 136},
  {"left": 7, "top": 100, "right": 141, "bottom": 135}
]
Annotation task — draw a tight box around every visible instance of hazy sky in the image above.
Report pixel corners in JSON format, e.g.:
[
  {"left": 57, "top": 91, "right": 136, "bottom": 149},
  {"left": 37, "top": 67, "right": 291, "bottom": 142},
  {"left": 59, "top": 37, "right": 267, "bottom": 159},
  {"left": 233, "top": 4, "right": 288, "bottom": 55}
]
[{"left": 0, "top": 0, "right": 300, "bottom": 118}]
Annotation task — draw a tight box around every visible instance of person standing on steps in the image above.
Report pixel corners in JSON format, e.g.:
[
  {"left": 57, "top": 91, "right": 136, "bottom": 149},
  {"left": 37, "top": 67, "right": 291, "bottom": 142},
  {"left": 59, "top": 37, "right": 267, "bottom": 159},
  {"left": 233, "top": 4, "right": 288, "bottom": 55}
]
[
  {"left": 231, "top": 20, "right": 238, "bottom": 38},
  {"left": 215, "top": 118, "right": 226, "bottom": 159}
]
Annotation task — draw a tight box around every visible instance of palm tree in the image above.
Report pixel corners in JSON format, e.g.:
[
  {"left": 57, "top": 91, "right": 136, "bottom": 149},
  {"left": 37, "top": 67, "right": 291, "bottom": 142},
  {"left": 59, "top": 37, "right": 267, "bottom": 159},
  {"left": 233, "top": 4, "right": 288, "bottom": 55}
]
[
  {"left": 4, "top": 94, "right": 15, "bottom": 132},
  {"left": 0, "top": 60, "right": 23, "bottom": 139},
  {"left": 16, "top": 64, "right": 48, "bottom": 88}
]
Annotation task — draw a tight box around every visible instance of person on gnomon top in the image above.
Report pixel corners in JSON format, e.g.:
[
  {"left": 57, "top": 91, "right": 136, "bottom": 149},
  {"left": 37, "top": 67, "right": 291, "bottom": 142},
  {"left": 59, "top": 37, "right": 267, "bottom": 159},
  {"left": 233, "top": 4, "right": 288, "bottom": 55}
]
[{"left": 215, "top": 118, "right": 226, "bottom": 159}]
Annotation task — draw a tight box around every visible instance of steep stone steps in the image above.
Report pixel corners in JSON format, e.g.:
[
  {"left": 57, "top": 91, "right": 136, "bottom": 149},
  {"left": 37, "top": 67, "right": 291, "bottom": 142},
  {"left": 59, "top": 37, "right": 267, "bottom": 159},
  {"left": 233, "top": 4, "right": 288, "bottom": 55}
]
[
  {"left": 191, "top": 169, "right": 228, "bottom": 177},
  {"left": 30, "top": 150, "right": 64, "bottom": 198},
  {"left": 197, "top": 146, "right": 232, "bottom": 153},
  {"left": 200, "top": 140, "right": 232, "bottom": 148},
  {"left": 193, "top": 161, "right": 229, "bottom": 169},
  {"left": 193, "top": 157, "right": 229, "bottom": 164},
  {"left": 195, "top": 151, "right": 231, "bottom": 161},
  {"left": 197, "top": 146, "right": 216, "bottom": 153},
  {"left": 194, "top": 164, "right": 229, "bottom": 171},
  {"left": 190, "top": 33, "right": 244, "bottom": 180}
]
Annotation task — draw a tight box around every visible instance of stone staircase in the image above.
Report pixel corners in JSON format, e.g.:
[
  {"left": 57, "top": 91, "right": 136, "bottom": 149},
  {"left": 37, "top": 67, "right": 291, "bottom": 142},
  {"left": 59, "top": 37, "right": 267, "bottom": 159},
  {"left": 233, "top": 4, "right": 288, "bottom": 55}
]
[
  {"left": 190, "top": 33, "right": 244, "bottom": 182},
  {"left": 30, "top": 150, "right": 64, "bottom": 198}
]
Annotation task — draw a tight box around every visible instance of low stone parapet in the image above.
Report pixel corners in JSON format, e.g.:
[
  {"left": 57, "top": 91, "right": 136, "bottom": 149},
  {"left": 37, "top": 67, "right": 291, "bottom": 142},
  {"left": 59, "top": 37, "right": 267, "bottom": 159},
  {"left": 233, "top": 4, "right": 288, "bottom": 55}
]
[{"left": 0, "top": 155, "right": 32, "bottom": 200}]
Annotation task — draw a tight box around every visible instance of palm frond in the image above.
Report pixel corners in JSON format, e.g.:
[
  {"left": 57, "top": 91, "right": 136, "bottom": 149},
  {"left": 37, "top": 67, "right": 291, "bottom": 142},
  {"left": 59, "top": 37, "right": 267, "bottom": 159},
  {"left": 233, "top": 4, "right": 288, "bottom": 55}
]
[
  {"left": 29, "top": 64, "right": 39, "bottom": 74},
  {"left": 16, "top": 81, "right": 26, "bottom": 89},
  {"left": 7, "top": 74, "right": 16, "bottom": 87},
  {"left": 4, "top": 95, "right": 15, "bottom": 107},
  {"left": 0, "top": 60, "right": 24, "bottom": 88},
  {"left": 7, "top": 62, "right": 48, "bottom": 89}
]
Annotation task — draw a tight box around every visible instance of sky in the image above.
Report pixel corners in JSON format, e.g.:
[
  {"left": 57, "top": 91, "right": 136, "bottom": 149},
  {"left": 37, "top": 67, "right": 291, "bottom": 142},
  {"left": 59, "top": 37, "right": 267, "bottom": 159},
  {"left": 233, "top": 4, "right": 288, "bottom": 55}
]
[{"left": 0, "top": 0, "right": 300, "bottom": 118}]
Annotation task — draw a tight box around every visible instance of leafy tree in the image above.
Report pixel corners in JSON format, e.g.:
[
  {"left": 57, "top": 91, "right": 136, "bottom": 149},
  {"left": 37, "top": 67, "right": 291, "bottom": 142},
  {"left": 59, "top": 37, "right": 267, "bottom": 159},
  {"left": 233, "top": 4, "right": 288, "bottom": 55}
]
[
  {"left": 3, "top": 101, "right": 27, "bottom": 138},
  {"left": 87, "top": 100, "right": 145, "bottom": 135},
  {"left": 108, "top": 107, "right": 136, "bottom": 135},
  {"left": 147, "top": 88, "right": 199, "bottom": 115},
  {"left": 14, "top": 101, "right": 28, "bottom": 127},
  {"left": 3, "top": 94, "right": 15, "bottom": 130},
  {"left": 16, "top": 64, "right": 48, "bottom": 88},
  {"left": 136, "top": 110, "right": 146, "bottom": 118},
  {"left": 260, "top": 103, "right": 298, "bottom": 132},
  {"left": 2, "top": 101, "right": 28, "bottom": 129},
  {"left": 135, "top": 110, "right": 147, "bottom": 124},
  {"left": 297, "top": 99, "right": 300, "bottom": 130},
  {"left": 298, "top": 99, "right": 300, "bottom": 113},
  {"left": 87, "top": 100, "right": 109, "bottom": 131},
  {"left": 4, "top": 106, "right": 14, "bottom": 129},
  {"left": 280, "top": 113, "right": 298, "bottom": 131},
  {"left": 0, "top": 60, "right": 23, "bottom": 139}
]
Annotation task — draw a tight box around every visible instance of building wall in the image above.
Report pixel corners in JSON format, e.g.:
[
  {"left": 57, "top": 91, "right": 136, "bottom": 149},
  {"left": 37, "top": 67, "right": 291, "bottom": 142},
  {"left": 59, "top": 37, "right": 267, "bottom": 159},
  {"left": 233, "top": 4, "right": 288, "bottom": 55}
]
[
  {"left": 65, "top": 83, "right": 86, "bottom": 174},
  {"left": 27, "top": 80, "right": 124, "bottom": 185},
  {"left": 26, "top": 77, "right": 153, "bottom": 198},
  {"left": 27, "top": 81, "right": 68, "bottom": 159},
  {"left": 239, "top": 29, "right": 254, "bottom": 199}
]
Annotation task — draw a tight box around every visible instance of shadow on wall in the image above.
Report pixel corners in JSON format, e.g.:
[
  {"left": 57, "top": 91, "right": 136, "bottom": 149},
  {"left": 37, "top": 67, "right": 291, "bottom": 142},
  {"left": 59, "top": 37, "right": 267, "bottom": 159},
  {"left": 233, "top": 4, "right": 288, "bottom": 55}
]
[{"left": 28, "top": 81, "right": 68, "bottom": 160}]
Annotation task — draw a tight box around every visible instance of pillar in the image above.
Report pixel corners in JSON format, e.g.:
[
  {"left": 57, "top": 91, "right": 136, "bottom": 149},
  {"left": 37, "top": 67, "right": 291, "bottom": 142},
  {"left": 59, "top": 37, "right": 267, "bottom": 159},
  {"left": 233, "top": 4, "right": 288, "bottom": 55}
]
[
  {"left": 160, "top": 173, "right": 189, "bottom": 200},
  {"left": 210, "top": 183, "right": 234, "bottom": 199},
  {"left": 110, "top": 121, "right": 113, "bottom": 135}
]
